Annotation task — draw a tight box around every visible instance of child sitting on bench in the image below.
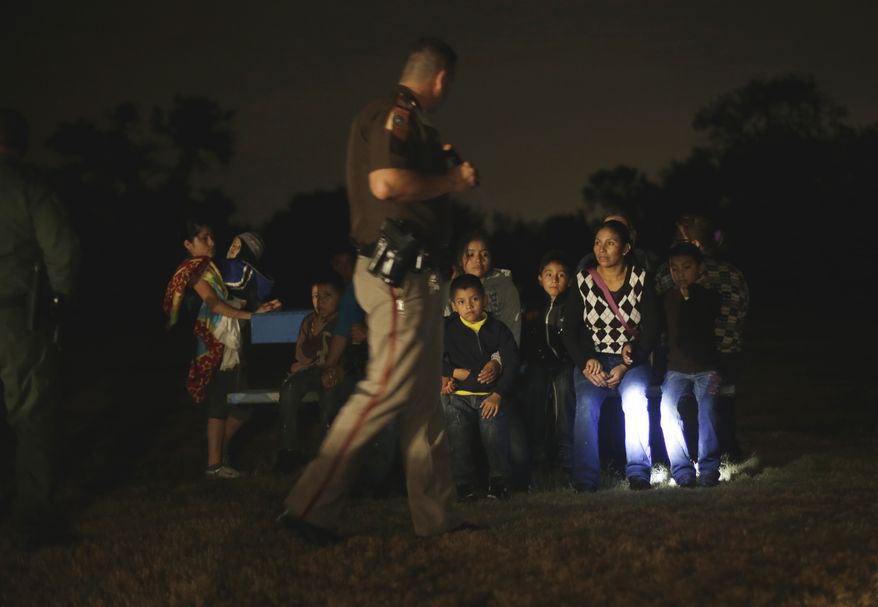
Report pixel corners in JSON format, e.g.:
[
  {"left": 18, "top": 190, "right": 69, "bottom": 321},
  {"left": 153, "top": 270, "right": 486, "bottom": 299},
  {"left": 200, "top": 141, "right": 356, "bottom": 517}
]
[{"left": 276, "top": 273, "right": 344, "bottom": 473}]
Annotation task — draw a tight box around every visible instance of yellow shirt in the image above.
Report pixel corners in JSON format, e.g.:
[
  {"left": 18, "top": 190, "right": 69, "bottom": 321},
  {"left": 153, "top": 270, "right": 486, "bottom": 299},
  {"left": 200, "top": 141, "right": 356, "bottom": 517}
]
[{"left": 454, "top": 313, "right": 491, "bottom": 396}]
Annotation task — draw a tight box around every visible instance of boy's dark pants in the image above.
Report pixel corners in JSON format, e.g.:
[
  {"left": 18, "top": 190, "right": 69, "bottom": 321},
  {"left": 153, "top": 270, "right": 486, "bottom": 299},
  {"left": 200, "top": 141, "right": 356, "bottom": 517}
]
[
  {"left": 523, "top": 361, "right": 575, "bottom": 471},
  {"left": 278, "top": 367, "right": 334, "bottom": 455},
  {"left": 444, "top": 393, "right": 511, "bottom": 488}
]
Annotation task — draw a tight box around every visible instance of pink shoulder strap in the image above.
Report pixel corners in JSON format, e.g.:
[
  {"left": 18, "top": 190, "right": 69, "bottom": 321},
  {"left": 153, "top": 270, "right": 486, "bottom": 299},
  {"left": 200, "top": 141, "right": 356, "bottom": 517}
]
[{"left": 586, "top": 267, "right": 640, "bottom": 338}]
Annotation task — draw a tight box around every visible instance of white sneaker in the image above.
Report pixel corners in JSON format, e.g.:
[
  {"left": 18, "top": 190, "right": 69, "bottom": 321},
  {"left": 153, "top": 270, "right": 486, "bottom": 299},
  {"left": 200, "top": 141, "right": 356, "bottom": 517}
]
[{"left": 205, "top": 465, "right": 242, "bottom": 479}]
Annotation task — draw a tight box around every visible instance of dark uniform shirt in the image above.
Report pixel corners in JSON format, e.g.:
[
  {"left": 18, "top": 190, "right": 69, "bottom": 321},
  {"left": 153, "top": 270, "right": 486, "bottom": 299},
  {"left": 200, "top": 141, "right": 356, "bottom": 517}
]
[
  {"left": 0, "top": 157, "right": 78, "bottom": 300},
  {"left": 346, "top": 85, "right": 451, "bottom": 254}
]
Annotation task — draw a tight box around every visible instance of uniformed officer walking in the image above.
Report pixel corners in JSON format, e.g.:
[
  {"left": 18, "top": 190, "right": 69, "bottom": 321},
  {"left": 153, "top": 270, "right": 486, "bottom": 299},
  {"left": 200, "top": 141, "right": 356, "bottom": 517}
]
[
  {"left": 279, "top": 38, "right": 479, "bottom": 541},
  {"left": 0, "top": 109, "right": 79, "bottom": 548}
]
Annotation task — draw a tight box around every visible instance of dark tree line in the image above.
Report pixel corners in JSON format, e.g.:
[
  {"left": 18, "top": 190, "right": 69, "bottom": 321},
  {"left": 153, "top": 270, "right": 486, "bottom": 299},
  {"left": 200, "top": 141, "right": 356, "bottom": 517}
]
[
  {"left": 41, "top": 73, "right": 878, "bottom": 340},
  {"left": 580, "top": 74, "right": 878, "bottom": 298},
  {"left": 43, "top": 97, "right": 239, "bottom": 339}
]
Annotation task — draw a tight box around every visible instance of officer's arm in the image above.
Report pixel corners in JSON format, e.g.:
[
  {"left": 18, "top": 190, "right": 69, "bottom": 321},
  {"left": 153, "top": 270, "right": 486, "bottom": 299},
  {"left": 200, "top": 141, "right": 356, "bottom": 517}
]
[
  {"left": 30, "top": 183, "right": 79, "bottom": 296},
  {"left": 369, "top": 164, "right": 475, "bottom": 204}
]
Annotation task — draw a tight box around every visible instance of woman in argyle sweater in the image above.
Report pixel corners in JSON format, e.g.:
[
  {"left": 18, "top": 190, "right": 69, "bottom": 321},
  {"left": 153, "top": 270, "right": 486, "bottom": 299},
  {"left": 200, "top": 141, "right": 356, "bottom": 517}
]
[{"left": 562, "top": 220, "right": 660, "bottom": 492}]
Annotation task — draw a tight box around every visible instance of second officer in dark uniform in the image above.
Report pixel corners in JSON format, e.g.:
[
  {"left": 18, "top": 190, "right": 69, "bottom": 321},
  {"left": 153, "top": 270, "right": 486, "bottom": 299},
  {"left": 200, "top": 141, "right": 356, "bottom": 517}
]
[
  {"left": 280, "top": 38, "right": 478, "bottom": 541},
  {"left": 0, "top": 109, "right": 79, "bottom": 549}
]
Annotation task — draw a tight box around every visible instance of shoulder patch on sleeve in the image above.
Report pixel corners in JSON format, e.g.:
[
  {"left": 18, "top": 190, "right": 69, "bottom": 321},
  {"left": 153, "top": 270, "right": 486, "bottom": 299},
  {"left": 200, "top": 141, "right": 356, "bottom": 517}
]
[{"left": 385, "top": 107, "right": 411, "bottom": 141}]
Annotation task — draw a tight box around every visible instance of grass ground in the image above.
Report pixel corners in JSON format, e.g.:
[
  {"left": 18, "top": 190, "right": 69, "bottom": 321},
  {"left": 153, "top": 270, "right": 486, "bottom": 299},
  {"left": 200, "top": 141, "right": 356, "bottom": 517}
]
[{"left": 1, "top": 309, "right": 876, "bottom": 606}]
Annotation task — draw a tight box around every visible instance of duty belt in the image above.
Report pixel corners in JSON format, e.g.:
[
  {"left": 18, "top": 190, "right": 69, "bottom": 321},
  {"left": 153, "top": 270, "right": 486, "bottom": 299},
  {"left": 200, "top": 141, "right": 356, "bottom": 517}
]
[
  {"left": 358, "top": 242, "right": 378, "bottom": 258},
  {"left": 359, "top": 242, "right": 439, "bottom": 270}
]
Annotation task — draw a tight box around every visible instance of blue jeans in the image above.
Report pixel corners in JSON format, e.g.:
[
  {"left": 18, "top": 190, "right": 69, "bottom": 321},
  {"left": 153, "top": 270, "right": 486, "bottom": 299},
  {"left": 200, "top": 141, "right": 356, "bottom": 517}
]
[
  {"left": 659, "top": 370, "right": 721, "bottom": 484},
  {"left": 444, "top": 393, "right": 511, "bottom": 487},
  {"left": 572, "top": 355, "right": 652, "bottom": 487}
]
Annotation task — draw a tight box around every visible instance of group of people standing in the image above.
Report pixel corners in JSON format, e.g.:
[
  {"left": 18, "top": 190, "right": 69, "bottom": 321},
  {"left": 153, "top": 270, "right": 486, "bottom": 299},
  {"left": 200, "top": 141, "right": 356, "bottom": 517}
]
[
  {"left": 1, "top": 37, "right": 750, "bottom": 551},
  {"left": 438, "top": 214, "right": 747, "bottom": 500},
  {"left": 161, "top": 38, "right": 749, "bottom": 545},
  {"left": 1, "top": 109, "right": 79, "bottom": 549},
  {"left": 563, "top": 217, "right": 747, "bottom": 492},
  {"left": 164, "top": 224, "right": 281, "bottom": 478}
]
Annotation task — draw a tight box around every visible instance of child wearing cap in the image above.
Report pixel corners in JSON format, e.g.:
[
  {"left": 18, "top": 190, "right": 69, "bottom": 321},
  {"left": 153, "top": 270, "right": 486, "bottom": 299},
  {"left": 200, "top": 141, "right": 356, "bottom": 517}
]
[{"left": 223, "top": 231, "right": 275, "bottom": 311}]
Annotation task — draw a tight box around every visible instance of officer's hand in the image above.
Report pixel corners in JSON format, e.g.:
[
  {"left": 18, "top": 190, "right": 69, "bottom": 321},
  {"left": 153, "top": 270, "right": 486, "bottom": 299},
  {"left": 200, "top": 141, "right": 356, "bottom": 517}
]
[
  {"left": 441, "top": 376, "right": 456, "bottom": 395},
  {"left": 449, "top": 161, "right": 478, "bottom": 192}
]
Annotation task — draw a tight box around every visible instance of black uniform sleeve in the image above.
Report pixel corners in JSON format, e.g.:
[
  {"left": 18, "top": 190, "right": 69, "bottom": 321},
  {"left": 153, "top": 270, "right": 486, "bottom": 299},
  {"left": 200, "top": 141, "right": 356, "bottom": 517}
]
[
  {"left": 561, "top": 283, "right": 597, "bottom": 373},
  {"left": 365, "top": 106, "right": 415, "bottom": 172},
  {"left": 28, "top": 179, "right": 79, "bottom": 296}
]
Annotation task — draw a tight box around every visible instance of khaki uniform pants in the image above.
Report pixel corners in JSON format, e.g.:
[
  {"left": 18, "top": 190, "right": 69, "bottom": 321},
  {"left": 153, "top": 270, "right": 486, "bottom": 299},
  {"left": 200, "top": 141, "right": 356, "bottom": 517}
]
[
  {"left": 284, "top": 257, "right": 460, "bottom": 536},
  {"left": 0, "top": 306, "right": 59, "bottom": 523}
]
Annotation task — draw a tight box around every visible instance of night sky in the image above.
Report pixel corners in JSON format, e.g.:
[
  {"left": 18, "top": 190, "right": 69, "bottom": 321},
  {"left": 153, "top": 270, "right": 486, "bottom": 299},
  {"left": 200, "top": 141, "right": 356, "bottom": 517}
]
[{"left": 5, "top": 1, "right": 878, "bottom": 226}]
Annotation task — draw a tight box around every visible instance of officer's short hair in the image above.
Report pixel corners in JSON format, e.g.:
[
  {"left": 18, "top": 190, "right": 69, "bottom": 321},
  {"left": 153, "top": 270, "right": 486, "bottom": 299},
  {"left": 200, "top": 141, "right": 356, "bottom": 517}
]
[
  {"left": 450, "top": 273, "right": 485, "bottom": 299},
  {"left": 401, "top": 37, "right": 457, "bottom": 82},
  {"left": 0, "top": 109, "right": 29, "bottom": 153}
]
